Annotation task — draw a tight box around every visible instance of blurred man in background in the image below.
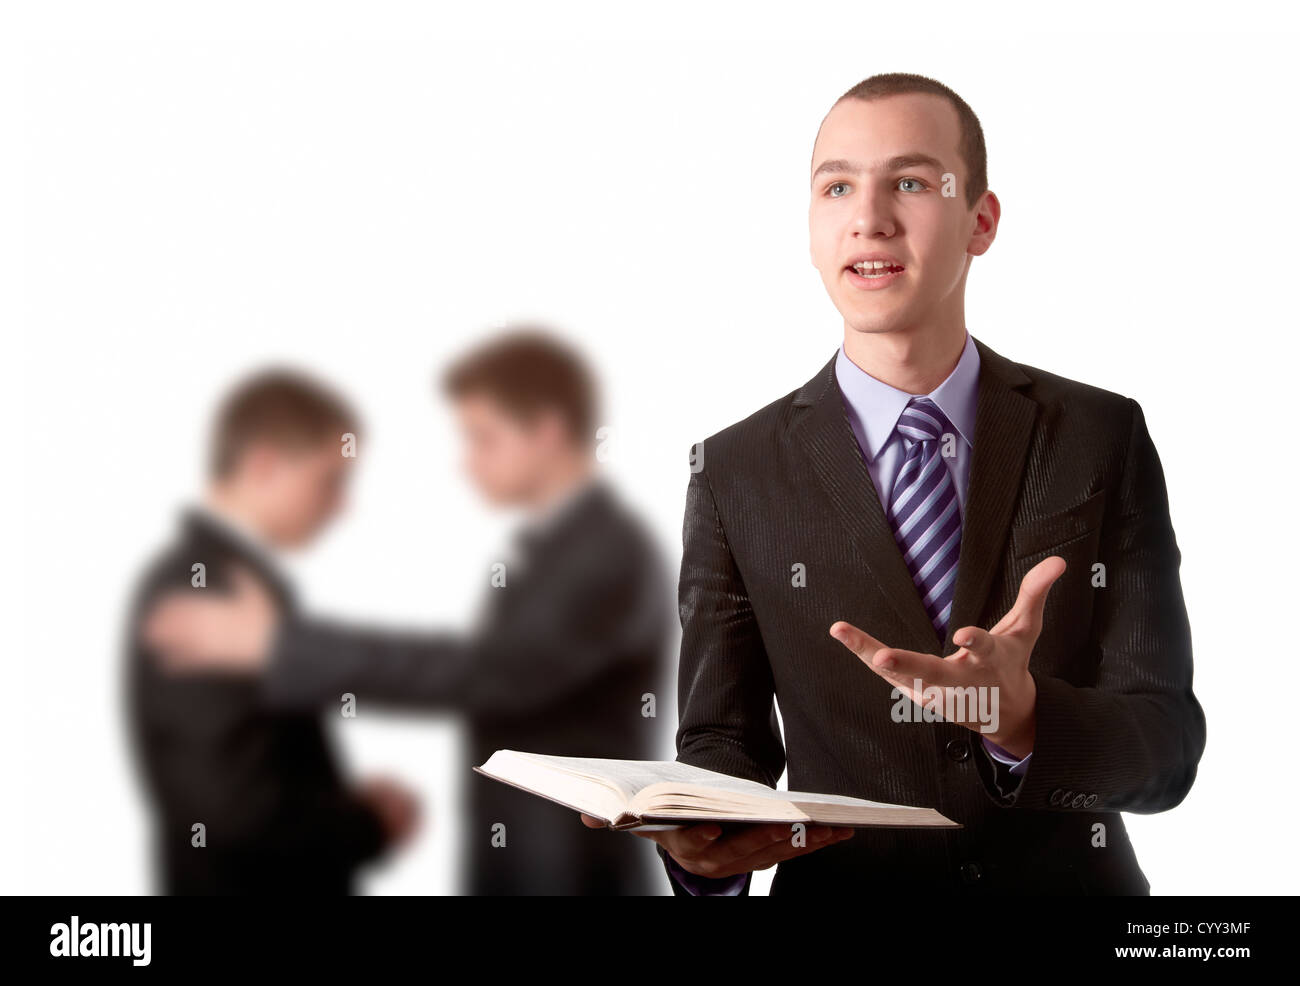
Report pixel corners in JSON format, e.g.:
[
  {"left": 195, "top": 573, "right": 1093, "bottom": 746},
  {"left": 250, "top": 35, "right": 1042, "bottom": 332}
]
[
  {"left": 125, "top": 370, "right": 419, "bottom": 894},
  {"left": 145, "top": 329, "right": 672, "bottom": 895}
]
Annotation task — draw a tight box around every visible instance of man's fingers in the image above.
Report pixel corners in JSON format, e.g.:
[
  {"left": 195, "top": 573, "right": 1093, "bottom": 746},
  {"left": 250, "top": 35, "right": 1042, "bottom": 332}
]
[
  {"left": 870, "top": 645, "right": 962, "bottom": 685},
  {"left": 668, "top": 822, "right": 730, "bottom": 855},
  {"left": 146, "top": 603, "right": 210, "bottom": 661},
  {"left": 144, "top": 566, "right": 266, "bottom": 650},
  {"left": 624, "top": 820, "right": 855, "bottom": 879},
  {"left": 628, "top": 820, "right": 724, "bottom": 847},
  {"left": 735, "top": 826, "right": 854, "bottom": 872},
  {"left": 951, "top": 625, "right": 994, "bottom": 660},
  {"left": 630, "top": 821, "right": 727, "bottom": 856},
  {"left": 706, "top": 822, "right": 803, "bottom": 867},
  {"left": 142, "top": 596, "right": 184, "bottom": 648},
  {"left": 828, "top": 621, "right": 887, "bottom": 662},
  {"left": 143, "top": 598, "right": 204, "bottom": 666},
  {"left": 1000, "top": 555, "right": 1067, "bottom": 635},
  {"left": 579, "top": 813, "right": 607, "bottom": 829},
  {"left": 674, "top": 823, "right": 838, "bottom": 874},
  {"left": 144, "top": 598, "right": 242, "bottom": 672},
  {"left": 831, "top": 622, "right": 959, "bottom": 688},
  {"left": 636, "top": 822, "right": 788, "bottom": 872},
  {"left": 956, "top": 556, "right": 1066, "bottom": 657}
]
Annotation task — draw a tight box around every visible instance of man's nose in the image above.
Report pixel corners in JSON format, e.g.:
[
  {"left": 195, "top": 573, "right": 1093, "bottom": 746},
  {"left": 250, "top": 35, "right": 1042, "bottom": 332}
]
[{"left": 851, "top": 184, "right": 896, "bottom": 236}]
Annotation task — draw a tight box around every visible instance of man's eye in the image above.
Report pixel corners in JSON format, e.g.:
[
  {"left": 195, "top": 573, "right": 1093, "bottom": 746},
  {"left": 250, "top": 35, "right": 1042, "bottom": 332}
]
[
  {"left": 827, "top": 181, "right": 850, "bottom": 197},
  {"left": 898, "top": 177, "right": 927, "bottom": 192}
]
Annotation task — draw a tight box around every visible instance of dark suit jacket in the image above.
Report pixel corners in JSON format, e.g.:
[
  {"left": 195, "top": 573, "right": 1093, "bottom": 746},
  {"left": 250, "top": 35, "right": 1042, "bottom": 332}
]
[
  {"left": 670, "top": 336, "right": 1205, "bottom": 895},
  {"left": 125, "top": 510, "right": 386, "bottom": 895},
  {"left": 262, "top": 477, "right": 672, "bottom": 895}
]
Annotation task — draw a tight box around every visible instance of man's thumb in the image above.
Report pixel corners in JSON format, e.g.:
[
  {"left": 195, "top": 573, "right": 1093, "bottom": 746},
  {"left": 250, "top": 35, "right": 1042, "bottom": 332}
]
[{"left": 1010, "top": 555, "right": 1067, "bottom": 633}]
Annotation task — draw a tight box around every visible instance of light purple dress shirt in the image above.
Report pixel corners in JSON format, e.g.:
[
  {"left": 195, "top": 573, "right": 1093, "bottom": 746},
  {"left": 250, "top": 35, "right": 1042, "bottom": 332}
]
[
  {"left": 669, "top": 330, "right": 1029, "bottom": 895},
  {"left": 835, "top": 329, "right": 1030, "bottom": 776}
]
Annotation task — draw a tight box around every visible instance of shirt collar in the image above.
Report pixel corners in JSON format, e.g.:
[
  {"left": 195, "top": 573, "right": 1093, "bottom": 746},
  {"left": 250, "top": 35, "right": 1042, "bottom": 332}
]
[
  {"left": 190, "top": 500, "right": 288, "bottom": 580},
  {"left": 834, "top": 329, "right": 981, "bottom": 463},
  {"left": 515, "top": 473, "right": 603, "bottom": 548}
]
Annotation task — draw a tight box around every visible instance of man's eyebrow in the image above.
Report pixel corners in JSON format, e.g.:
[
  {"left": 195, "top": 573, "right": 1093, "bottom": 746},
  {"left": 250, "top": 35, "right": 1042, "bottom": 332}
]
[{"left": 810, "top": 153, "right": 947, "bottom": 184}]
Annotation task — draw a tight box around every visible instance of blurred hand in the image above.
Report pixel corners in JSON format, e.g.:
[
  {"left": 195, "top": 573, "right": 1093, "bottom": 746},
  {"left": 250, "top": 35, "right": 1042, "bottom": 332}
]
[
  {"left": 580, "top": 814, "right": 853, "bottom": 880},
  {"left": 357, "top": 776, "right": 421, "bottom": 849},
  {"left": 143, "top": 565, "right": 277, "bottom": 673}
]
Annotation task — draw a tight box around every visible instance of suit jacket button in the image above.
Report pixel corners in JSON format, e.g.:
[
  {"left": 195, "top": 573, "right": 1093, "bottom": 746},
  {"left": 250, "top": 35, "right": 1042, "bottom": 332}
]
[
  {"left": 960, "top": 862, "right": 982, "bottom": 883},
  {"left": 1071, "top": 794, "right": 1086, "bottom": 808},
  {"left": 1083, "top": 794, "right": 1098, "bottom": 807},
  {"left": 1049, "top": 789, "right": 1063, "bottom": 806},
  {"left": 946, "top": 740, "right": 970, "bottom": 762}
]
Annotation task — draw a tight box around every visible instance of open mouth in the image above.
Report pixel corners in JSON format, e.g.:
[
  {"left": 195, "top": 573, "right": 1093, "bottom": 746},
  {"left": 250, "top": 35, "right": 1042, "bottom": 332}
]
[{"left": 848, "top": 260, "right": 905, "bottom": 279}]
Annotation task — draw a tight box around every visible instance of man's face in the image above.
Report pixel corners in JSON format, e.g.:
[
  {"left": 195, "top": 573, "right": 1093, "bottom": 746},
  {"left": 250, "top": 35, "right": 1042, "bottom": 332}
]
[
  {"left": 808, "top": 93, "right": 992, "bottom": 338},
  {"left": 252, "top": 441, "right": 352, "bottom": 547},
  {"left": 453, "top": 392, "right": 559, "bottom": 507}
]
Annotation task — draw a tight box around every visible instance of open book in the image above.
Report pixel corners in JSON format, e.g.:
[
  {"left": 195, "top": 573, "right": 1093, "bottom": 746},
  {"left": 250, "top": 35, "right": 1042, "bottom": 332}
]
[{"left": 475, "top": 750, "right": 960, "bottom": 831}]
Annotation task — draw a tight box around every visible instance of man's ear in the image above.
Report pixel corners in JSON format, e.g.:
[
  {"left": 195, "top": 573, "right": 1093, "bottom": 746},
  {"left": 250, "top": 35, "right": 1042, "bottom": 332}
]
[
  {"left": 967, "top": 189, "right": 1001, "bottom": 258},
  {"left": 533, "top": 407, "right": 572, "bottom": 452},
  {"left": 240, "top": 442, "right": 282, "bottom": 482}
]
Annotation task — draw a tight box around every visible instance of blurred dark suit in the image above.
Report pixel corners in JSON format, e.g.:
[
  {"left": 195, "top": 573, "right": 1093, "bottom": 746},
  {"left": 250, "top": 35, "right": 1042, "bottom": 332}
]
[
  {"left": 125, "top": 509, "right": 386, "bottom": 894},
  {"left": 671, "top": 336, "right": 1205, "bottom": 895},
  {"left": 262, "top": 476, "right": 671, "bottom": 895}
]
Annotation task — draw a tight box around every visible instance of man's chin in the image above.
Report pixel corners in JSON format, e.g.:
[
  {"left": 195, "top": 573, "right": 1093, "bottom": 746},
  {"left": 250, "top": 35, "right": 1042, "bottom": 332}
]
[{"left": 841, "top": 311, "right": 910, "bottom": 337}]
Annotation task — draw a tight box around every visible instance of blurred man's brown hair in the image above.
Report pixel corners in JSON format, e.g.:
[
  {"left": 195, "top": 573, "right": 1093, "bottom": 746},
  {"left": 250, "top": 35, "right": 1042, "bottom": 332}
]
[
  {"left": 209, "top": 369, "right": 360, "bottom": 479},
  {"left": 440, "top": 328, "right": 599, "bottom": 446}
]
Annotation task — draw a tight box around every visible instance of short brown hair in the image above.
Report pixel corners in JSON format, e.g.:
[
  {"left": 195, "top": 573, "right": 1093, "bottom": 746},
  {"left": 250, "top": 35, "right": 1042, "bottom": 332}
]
[
  {"left": 209, "top": 369, "right": 359, "bottom": 479},
  {"left": 825, "top": 73, "right": 988, "bottom": 211},
  {"left": 440, "top": 327, "right": 598, "bottom": 446}
]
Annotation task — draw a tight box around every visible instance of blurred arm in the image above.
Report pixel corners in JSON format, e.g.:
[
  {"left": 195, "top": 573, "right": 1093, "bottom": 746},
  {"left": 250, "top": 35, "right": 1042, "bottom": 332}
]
[{"left": 264, "top": 553, "right": 665, "bottom": 717}]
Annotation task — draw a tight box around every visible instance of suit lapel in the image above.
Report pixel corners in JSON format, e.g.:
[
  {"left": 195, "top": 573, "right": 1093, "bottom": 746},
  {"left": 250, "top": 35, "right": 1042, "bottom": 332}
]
[
  {"left": 788, "top": 352, "right": 940, "bottom": 651},
  {"left": 787, "top": 336, "right": 1037, "bottom": 655},
  {"left": 942, "top": 337, "right": 1038, "bottom": 654}
]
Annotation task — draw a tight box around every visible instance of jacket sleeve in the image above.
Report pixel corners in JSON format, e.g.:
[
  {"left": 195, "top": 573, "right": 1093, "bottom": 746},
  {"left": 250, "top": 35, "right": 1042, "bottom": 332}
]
[
  {"left": 675, "top": 457, "right": 786, "bottom": 789},
  {"left": 657, "top": 456, "right": 788, "bottom": 895},
  {"left": 263, "top": 544, "right": 667, "bottom": 717},
  {"left": 1009, "top": 398, "right": 1207, "bottom": 812}
]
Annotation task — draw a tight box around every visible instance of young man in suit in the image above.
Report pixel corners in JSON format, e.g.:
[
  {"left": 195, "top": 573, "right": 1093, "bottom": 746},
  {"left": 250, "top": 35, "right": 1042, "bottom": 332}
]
[
  {"left": 143, "top": 331, "right": 671, "bottom": 895},
  {"left": 126, "top": 370, "right": 418, "bottom": 894},
  {"left": 606, "top": 72, "right": 1205, "bottom": 895}
]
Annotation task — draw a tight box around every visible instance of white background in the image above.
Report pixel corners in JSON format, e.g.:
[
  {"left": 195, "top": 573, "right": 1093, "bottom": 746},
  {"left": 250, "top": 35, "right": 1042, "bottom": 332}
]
[{"left": 4, "top": 1, "right": 1297, "bottom": 895}]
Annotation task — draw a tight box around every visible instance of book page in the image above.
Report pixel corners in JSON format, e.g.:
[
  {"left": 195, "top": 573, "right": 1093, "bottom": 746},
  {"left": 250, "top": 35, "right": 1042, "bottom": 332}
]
[
  {"left": 500, "top": 751, "right": 774, "bottom": 800},
  {"left": 478, "top": 751, "right": 960, "bottom": 829},
  {"left": 783, "top": 789, "right": 938, "bottom": 813}
]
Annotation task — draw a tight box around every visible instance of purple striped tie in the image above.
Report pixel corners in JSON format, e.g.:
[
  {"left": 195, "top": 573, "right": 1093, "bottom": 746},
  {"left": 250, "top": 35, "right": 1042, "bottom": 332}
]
[{"left": 887, "top": 397, "right": 962, "bottom": 637}]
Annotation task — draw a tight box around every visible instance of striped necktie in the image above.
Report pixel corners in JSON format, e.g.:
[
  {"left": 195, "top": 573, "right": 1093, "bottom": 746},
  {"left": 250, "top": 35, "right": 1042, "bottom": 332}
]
[{"left": 887, "top": 396, "right": 963, "bottom": 638}]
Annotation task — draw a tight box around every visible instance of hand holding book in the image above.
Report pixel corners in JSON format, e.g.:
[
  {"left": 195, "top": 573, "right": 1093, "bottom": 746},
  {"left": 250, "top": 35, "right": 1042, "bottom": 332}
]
[
  {"left": 580, "top": 811, "right": 855, "bottom": 879},
  {"left": 477, "top": 750, "right": 958, "bottom": 882}
]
